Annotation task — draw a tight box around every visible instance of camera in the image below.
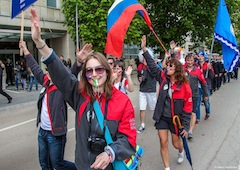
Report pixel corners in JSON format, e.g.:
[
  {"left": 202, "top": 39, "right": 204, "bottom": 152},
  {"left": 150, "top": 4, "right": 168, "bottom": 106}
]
[{"left": 88, "top": 136, "right": 106, "bottom": 153}]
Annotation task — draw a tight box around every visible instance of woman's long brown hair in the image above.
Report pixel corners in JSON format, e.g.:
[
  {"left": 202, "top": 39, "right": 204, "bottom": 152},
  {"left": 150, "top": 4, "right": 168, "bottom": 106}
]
[
  {"left": 166, "top": 58, "right": 188, "bottom": 84},
  {"left": 79, "top": 52, "right": 113, "bottom": 102}
]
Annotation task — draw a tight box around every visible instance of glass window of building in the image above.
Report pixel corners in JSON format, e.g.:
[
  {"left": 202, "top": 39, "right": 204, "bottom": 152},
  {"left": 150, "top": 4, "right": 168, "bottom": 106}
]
[{"left": 47, "top": 0, "right": 56, "bottom": 8}]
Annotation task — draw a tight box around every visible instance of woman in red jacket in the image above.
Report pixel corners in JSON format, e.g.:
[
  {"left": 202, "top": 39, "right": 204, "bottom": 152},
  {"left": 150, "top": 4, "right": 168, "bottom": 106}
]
[{"left": 141, "top": 35, "right": 192, "bottom": 170}]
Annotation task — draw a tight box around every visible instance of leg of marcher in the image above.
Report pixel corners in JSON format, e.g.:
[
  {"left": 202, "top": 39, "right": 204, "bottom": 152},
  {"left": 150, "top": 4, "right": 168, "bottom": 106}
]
[
  {"left": 138, "top": 92, "right": 147, "bottom": 133},
  {"left": 0, "top": 88, "right": 12, "bottom": 103},
  {"left": 158, "top": 130, "right": 170, "bottom": 169},
  {"left": 48, "top": 134, "right": 76, "bottom": 170},
  {"left": 196, "top": 88, "right": 203, "bottom": 123},
  {"left": 38, "top": 128, "right": 52, "bottom": 170},
  {"left": 204, "top": 89, "right": 211, "bottom": 120},
  {"left": 171, "top": 133, "right": 184, "bottom": 164}
]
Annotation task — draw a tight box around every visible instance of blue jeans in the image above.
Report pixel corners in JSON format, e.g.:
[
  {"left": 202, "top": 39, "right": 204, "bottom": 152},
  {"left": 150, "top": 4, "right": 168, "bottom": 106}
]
[
  {"left": 38, "top": 128, "right": 76, "bottom": 170},
  {"left": 29, "top": 76, "right": 38, "bottom": 91},
  {"left": 15, "top": 77, "right": 19, "bottom": 89},
  {"left": 196, "top": 88, "right": 210, "bottom": 121}
]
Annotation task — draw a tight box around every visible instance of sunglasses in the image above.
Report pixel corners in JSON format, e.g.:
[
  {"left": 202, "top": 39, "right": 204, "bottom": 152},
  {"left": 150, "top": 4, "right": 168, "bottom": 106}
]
[
  {"left": 108, "top": 62, "right": 113, "bottom": 65},
  {"left": 166, "top": 64, "right": 175, "bottom": 69},
  {"left": 85, "top": 65, "right": 106, "bottom": 76}
]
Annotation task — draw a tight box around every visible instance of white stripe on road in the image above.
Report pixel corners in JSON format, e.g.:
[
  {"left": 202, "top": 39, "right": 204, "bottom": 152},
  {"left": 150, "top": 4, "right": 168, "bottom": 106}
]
[
  {"left": 5, "top": 89, "right": 20, "bottom": 94},
  {"left": 0, "top": 118, "right": 36, "bottom": 133}
]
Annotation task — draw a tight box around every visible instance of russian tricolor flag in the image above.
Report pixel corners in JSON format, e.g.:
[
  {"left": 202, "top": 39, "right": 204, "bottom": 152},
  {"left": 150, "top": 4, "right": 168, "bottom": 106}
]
[{"left": 104, "top": 0, "right": 152, "bottom": 58}]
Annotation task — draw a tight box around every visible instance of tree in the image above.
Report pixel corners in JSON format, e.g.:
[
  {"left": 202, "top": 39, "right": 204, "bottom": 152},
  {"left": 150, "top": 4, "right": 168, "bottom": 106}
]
[
  {"left": 231, "top": 0, "right": 240, "bottom": 41},
  {"left": 62, "top": 0, "right": 146, "bottom": 53}
]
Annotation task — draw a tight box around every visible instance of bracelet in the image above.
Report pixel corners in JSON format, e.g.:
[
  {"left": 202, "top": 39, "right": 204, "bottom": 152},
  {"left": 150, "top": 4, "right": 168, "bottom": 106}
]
[
  {"left": 77, "top": 59, "right": 84, "bottom": 65},
  {"left": 37, "top": 43, "right": 46, "bottom": 49},
  {"left": 104, "top": 149, "right": 112, "bottom": 162}
]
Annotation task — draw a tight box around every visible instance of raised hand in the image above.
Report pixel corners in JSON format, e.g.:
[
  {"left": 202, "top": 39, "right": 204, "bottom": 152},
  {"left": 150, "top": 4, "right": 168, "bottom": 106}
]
[
  {"left": 76, "top": 44, "right": 94, "bottom": 63},
  {"left": 19, "top": 40, "right": 26, "bottom": 49},
  {"left": 125, "top": 66, "right": 133, "bottom": 77},
  {"left": 30, "top": 8, "right": 41, "bottom": 43},
  {"left": 19, "top": 40, "right": 30, "bottom": 55},
  {"left": 141, "top": 35, "right": 147, "bottom": 52}
]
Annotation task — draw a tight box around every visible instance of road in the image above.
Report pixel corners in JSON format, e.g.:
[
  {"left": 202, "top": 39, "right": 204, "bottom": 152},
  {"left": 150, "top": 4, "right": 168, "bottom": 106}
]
[{"left": 0, "top": 74, "right": 240, "bottom": 170}]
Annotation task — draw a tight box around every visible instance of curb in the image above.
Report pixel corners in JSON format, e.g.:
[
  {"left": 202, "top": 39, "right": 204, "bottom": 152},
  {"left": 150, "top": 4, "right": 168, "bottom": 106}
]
[{"left": 0, "top": 101, "right": 37, "bottom": 112}]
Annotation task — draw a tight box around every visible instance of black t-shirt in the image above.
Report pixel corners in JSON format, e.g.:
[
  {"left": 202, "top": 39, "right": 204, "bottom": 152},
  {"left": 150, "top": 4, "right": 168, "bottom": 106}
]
[{"left": 162, "top": 93, "right": 171, "bottom": 118}]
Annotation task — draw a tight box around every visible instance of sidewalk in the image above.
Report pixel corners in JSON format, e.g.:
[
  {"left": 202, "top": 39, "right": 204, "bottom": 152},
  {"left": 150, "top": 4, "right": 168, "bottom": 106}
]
[
  {"left": 0, "top": 72, "right": 139, "bottom": 112},
  {"left": 0, "top": 85, "right": 40, "bottom": 112}
]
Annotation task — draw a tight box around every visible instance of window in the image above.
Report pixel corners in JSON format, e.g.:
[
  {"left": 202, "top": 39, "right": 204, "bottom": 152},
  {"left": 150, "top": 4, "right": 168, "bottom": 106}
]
[{"left": 47, "top": 0, "right": 56, "bottom": 8}]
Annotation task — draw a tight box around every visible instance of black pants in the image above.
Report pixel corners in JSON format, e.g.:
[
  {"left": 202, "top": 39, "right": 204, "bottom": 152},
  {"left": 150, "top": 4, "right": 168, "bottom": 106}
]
[
  {"left": 0, "top": 87, "right": 12, "bottom": 101},
  {"left": 234, "top": 67, "right": 238, "bottom": 79},
  {"left": 213, "top": 75, "right": 221, "bottom": 90},
  {"left": 6, "top": 72, "right": 13, "bottom": 85}
]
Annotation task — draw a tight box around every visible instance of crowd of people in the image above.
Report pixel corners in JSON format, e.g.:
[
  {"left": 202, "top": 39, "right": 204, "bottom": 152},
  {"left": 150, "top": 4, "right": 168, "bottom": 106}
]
[
  {"left": 1, "top": 8, "right": 239, "bottom": 170},
  {"left": 0, "top": 50, "right": 73, "bottom": 104}
]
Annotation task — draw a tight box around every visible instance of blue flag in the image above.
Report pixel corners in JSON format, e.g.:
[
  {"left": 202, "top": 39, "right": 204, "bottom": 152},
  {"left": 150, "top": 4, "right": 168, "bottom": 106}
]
[
  {"left": 12, "top": 0, "right": 37, "bottom": 19},
  {"left": 214, "top": 0, "right": 240, "bottom": 72}
]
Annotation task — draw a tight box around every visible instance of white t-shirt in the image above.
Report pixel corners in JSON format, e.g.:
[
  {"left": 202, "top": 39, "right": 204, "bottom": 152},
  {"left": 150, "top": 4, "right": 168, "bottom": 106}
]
[
  {"left": 114, "top": 78, "right": 128, "bottom": 94},
  {"left": 40, "top": 93, "right": 51, "bottom": 130}
]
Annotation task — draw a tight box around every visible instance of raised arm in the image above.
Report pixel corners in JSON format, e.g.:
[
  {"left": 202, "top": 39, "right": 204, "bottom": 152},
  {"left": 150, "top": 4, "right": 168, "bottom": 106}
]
[
  {"left": 19, "top": 40, "right": 45, "bottom": 85},
  {"left": 29, "top": 8, "right": 81, "bottom": 110},
  {"left": 141, "top": 35, "right": 163, "bottom": 82}
]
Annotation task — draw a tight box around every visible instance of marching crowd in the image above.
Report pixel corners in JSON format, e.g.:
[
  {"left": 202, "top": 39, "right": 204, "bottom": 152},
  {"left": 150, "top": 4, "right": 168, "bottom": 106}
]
[{"left": 1, "top": 8, "right": 239, "bottom": 170}]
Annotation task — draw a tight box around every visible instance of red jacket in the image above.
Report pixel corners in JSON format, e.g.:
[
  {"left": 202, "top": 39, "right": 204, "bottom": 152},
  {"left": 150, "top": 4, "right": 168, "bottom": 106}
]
[
  {"left": 183, "top": 65, "right": 208, "bottom": 98},
  {"left": 43, "top": 50, "right": 136, "bottom": 170}
]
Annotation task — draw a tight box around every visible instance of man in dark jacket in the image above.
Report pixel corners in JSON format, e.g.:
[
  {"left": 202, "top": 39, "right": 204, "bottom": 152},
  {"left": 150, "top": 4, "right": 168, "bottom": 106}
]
[
  {"left": 137, "top": 49, "right": 157, "bottom": 133},
  {"left": 20, "top": 41, "right": 79, "bottom": 170}
]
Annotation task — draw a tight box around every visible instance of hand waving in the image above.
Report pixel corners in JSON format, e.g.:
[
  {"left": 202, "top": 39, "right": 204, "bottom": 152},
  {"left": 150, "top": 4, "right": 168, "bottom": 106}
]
[
  {"left": 30, "top": 8, "right": 41, "bottom": 43},
  {"left": 141, "top": 35, "right": 147, "bottom": 51},
  {"left": 76, "top": 44, "right": 94, "bottom": 63},
  {"left": 125, "top": 66, "right": 133, "bottom": 77}
]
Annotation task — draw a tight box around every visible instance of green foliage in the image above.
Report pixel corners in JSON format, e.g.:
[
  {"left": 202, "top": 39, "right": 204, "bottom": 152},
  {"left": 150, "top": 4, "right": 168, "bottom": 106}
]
[
  {"left": 62, "top": 0, "right": 146, "bottom": 53},
  {"left": 62, "top": 0, "right": 240, "bottom": 54}
]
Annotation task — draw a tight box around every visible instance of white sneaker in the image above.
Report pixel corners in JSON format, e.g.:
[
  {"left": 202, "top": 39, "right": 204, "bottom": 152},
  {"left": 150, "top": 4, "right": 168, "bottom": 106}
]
[
  {"left": 137, "top": 126, "right": 145, "bottom": 134},
  {"left": 177, "top": 150, "right": 184, "bottom": 164},
  {"left": 165, "top": 167, "right": 170, "bottom": 170}
]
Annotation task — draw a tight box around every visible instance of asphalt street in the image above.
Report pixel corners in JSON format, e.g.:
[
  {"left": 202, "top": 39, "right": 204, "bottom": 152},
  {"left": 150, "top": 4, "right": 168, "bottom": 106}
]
[{"left": 0, "top": 73, "right": 240, "bottom": 170}]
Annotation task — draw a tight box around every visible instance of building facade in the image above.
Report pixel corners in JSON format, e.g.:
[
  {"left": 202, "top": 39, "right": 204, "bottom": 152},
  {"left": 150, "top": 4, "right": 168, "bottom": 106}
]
[{"left": 0, "top": 0, "right": 75, "bottom": 68}]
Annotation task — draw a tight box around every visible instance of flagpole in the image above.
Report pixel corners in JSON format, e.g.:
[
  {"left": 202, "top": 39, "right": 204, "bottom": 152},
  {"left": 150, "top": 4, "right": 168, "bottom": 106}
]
[
  {"left": 76, "top": 4, "right": 79, "bottom": 49},
  {"left": 205, "top": 35, "right": 215, "bottom": 78},
  {"left": 20, "top": 10, "right": 24, "bottom": 56},
  {"left": 151, "top": 28, "right": 168, "bottom": 54},
  {"left": 210, "top": 34, "right": 215, "bottom": 62}
]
